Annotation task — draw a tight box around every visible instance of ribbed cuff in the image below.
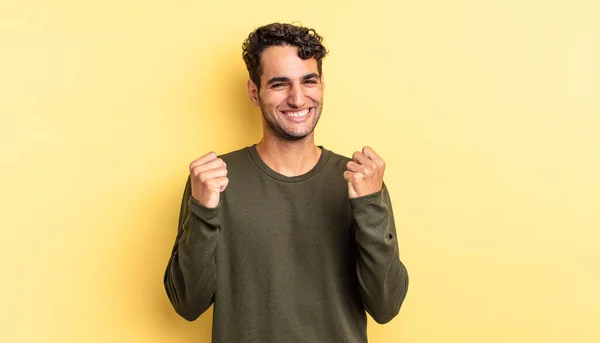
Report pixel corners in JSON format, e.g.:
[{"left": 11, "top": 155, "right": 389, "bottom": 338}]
[
  {"left": 188, "top": 196, "right": 220, "bottom": 220},
  {"left": 349, "top": 188, "right": 385, "bottom": 209}
]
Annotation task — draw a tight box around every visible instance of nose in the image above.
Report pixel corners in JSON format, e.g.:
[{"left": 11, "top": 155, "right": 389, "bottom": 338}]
[{"left": 287, "top": 84, "right": 305, "bottom": 108}]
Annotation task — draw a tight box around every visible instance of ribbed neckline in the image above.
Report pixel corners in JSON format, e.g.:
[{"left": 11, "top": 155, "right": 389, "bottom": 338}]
[{"left": 247, "top": 144, "right": 331, "bottom": 183}]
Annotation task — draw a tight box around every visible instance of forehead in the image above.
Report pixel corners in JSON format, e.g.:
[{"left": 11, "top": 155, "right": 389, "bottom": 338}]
[{"left": 259, "top": 45, "right": 319, "bottom": 80}]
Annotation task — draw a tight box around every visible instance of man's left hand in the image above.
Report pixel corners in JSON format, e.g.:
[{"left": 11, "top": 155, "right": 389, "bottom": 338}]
[{"left": 343, "top": 146, "right": 385, "bottom": 199}]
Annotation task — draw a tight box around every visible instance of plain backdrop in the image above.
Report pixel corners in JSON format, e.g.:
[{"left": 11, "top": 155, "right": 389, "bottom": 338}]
[{"left": 1, "top": 0, "right": 599, "bottom": 342}]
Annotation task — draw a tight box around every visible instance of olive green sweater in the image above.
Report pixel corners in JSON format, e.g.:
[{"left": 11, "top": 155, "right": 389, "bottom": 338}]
[{"left": 164, "top": 146, "right": 409, "bottom": 342}]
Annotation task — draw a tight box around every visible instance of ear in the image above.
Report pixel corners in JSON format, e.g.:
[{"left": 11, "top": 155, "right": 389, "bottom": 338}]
[
  {"left": 320, "top": 75, "right": 325, "bottom": 89},
  {"left": 247, "top": 79, "right": 260, "bottom": 107}
]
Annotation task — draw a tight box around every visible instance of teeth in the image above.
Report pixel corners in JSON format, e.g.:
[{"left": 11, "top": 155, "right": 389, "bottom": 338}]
[{"left": 285, "top": 109, "right": 310, "bottom": 117}]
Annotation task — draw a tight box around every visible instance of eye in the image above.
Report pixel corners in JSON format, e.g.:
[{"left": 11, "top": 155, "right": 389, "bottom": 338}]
[
  {"left": 271, "top": 83, "right": 285, "bottom": 88},
  {"left": 304, "top": 79, "right": 318, "bottom": 84}
]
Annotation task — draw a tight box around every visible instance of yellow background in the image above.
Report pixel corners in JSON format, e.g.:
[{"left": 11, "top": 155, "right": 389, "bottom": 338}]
[{"left": 1, "top": 0, "right": 599, "bottom": 342}]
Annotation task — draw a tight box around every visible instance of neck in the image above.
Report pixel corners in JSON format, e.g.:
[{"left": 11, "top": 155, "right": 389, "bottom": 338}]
[{"left": 255, "top": 134, "right": 322, "bottom": 177}]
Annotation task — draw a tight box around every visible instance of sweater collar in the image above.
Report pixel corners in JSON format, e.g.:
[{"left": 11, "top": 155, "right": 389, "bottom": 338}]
[{"left": 247, "top": 144, "right": 331, "bottom": 182}]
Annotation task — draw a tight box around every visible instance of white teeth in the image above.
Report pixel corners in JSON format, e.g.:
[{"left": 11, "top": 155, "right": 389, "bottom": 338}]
[{"left": 285, "top": 109, "right": 310, "bottom": 117}]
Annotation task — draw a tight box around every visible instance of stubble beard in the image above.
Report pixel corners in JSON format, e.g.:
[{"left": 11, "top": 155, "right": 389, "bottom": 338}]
[{"left": 259, "top": 100, "right": 323, "bottom": 142}]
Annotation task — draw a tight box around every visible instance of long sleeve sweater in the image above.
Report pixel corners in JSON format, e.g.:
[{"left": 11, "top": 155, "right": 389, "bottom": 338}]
[{"left": 164, "top": 145, "right": 409, "bottom": 342}]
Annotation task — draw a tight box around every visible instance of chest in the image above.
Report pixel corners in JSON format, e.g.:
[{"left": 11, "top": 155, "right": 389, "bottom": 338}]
[{"left": 219, "top": 174, "right": 354, "bottom": 265}]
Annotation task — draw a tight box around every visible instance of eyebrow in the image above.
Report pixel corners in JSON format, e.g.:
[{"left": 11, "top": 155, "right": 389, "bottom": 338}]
[
  {"left": 302, "top": 73, "right": 320, "bottom": 80},
  {"left": 266, "top": 73, "right": 321, "bottom": 86},
  {"left": 266, "top": 77, "right": 290, "bottom": 86}
]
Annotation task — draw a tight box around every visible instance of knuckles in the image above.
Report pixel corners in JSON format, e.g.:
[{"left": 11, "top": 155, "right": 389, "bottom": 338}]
[
  {"left": 189, "top": 156, "right": 228, "bottom": 188},
  {"left": 189, "top": 158, "right": 226, "bottom": 172},
  {"left": 352, "top": 174, "right": 364, "bottom": 182},
  {"left": 199, "top": 174, "right": 209, "bottom": 183}
]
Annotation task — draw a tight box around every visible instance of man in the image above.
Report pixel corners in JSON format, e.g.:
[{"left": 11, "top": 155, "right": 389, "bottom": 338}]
[{"left": 164, "top": 23, "right": 409, "bottom": 342}]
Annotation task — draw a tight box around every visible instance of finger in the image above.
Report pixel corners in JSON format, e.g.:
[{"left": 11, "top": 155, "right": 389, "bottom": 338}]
[
  {"left": 189, "top": 152, "right": 218, "bottom": 170},
  {"left": 207, "top": 176, "right": 229, "bottom": 192},
  {"left": 352, "top": 151, "right": 377, "bottom": 169},
  {"left": 343, "top": 170, "right": 352, "bottom": 182},
  {"left": 191, "top": 158, "right": 226, "bottom": 174},
  {"left": 343, "top": 171, "right": 364, "bottom": 183},
  {"left": 362, "top": 146, "right": 385, "bottom": 167},
  {"left": 346, "top": 161, "right": 370, "bottom": 174},
  {"left": 198, "top": 167, "right": 228, "bottom": 182}
]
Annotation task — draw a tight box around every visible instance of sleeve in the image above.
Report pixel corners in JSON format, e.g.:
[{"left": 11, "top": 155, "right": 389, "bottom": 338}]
[
  {"left": 350, "top": 184, "right": 409, "bottom": 324},
  {"left": 163, "top": 176, "right": 220, "bottom": 321}
]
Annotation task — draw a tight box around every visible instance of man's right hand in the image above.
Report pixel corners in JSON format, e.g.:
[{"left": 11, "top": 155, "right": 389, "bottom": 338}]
[{"left": 189, "top": 152, "right": 229, "bottom": 208}]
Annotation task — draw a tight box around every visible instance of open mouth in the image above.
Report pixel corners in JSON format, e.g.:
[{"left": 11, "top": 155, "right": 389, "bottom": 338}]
[{"left": 283, "top": 108, "right": 311, "bottom": 119}]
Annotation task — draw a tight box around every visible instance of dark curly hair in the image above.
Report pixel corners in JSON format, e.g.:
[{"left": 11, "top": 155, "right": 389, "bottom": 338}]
[{"left": 242, "top": 23, "right": 328, "bottom": 90}]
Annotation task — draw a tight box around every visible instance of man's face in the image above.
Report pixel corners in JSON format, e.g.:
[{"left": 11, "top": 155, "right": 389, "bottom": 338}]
[{"left": 248, "top": 45, "right": 324, "bottom": 141}]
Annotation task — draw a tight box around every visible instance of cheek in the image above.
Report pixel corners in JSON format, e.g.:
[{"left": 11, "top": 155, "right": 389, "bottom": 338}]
[
  {"left": 306, "top": 89, "right": 323, "bottom": 102},
  {"left": 262, "top": 92, "right": 287, "bottom": 107}
]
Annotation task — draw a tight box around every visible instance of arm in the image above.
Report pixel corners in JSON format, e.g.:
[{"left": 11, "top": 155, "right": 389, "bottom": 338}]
[
  {"left": 344, "top": 146, "right": 409, "bottom": 323},
  {"left": 351, "top": 185, "right": 409, "bottom": 324},
  {"left": 163, "top": 177, "right": 220, "bottom": 321}
]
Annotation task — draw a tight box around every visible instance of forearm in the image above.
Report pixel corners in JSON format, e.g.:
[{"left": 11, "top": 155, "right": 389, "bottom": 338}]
[
  {"left": 351, "top": 185, "right": 409, "bottom": 324},
  {"left": 164, "top": 179, "right": 220, "bottom": 321}
]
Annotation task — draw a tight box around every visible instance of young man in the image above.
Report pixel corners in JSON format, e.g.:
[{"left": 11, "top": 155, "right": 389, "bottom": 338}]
[{"left": 164, "top": 23, "right": 409, "bottom": 342}]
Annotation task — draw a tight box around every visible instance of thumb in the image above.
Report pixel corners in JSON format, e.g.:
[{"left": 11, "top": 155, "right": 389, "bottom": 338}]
[{"left": 348, "top": 182, "right": 359, "bottom": 199}]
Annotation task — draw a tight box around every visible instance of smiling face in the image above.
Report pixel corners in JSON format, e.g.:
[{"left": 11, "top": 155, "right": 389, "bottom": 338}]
[{"left": 248, "top": 45, "right": 324, "bottom": 142}]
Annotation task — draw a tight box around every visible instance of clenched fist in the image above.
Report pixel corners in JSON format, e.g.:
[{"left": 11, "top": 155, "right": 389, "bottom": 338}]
[
  {"left": 189, "top": 152, "right": 229, "bottom": 208},
  {"left": 343, "top": 146, "right": 385, "bottom": 199}
]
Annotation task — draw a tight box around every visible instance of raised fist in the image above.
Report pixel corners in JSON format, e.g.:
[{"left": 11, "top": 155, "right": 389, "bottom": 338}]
[
  {"left": 189, "top": 152, "right": 229, "bottom": 208},
  {"left": 343, "top": 146, "right": 385, "bottom": 199}
]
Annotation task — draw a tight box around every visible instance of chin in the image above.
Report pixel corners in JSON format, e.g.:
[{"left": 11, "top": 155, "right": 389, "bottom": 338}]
[{"left": 281, "top": 129, "right": 315, "bottom": 141}]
